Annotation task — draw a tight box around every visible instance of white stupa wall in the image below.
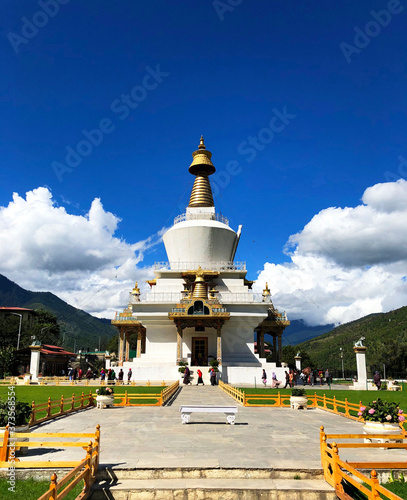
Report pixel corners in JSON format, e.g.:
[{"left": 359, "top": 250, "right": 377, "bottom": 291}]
[{"left": 163, "top": 220, "right": 237, "bottom": 264}]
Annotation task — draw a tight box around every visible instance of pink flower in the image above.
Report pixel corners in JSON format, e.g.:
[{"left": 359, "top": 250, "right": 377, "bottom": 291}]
[
  {"left": 358, "top": 412, "right": 363, "bottom": 416},
  {"left": 399, "top": 416, "right": 405, "bottom": 422},
  {"left": 399, "top": 409, "right": 404, "bottom": 414},
  {"left": 385, "top": 415, "right": 392, "bottom": 421},
  {"left": 360, "top": 407, "right": 366, "bottom": 412},
  {"left": 368, "top": 409, "right": 375, "bottom": 415}
]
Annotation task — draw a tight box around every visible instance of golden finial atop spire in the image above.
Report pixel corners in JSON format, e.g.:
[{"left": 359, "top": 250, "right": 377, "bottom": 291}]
[
  {"left": 188, "top": 137, "right": 215, "bottom": 207},
  {"left": 131, "top": 282, "right": 140, "bottom": 295},
  {"left": 198, "top": 135, "right": 206, "bottom": 149},
  {"left": 262, "top": 282, "right": 271, "bottom": 297}
]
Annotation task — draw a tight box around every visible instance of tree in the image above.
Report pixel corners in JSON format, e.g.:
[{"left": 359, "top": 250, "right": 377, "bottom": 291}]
[
  {"left": 27, "top": 309, "right": 60, "bottom": 347},
  {"left": 0, "top": 347, "right": 15, "bottom": 377}
]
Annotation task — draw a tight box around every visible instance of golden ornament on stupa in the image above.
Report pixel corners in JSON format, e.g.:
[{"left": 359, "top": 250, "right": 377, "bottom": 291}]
[{"left": 188, "top": 136, "right": 215, "bottom": 208}]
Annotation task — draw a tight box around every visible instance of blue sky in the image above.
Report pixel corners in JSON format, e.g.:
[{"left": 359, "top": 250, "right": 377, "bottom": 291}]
[{"left": 1, "top": 1, "right": 407, "bottom": 324}]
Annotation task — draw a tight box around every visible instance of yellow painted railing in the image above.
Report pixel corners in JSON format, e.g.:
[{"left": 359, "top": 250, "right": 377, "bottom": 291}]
[
  {"left": 219, "top": 380, "right": 246, "bottom": 405},
  {"left": 161, "top": 380, "right": 179, "bottom": 404},
  {"left": 320, "top": 426, "right": 406, "bottom": 500},
  {"left": 37, "top": 430, "right": 100, "bottom": 500},
  {"left": 0, "top": 424, "right": 100, "bottom": 469},
  {"left": 30, "top": 392, "right": 95, "bottom": 426}
]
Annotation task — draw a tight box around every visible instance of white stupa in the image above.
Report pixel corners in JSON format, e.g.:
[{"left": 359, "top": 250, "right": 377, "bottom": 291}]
[{"left": 112, "top": 137, "right": 290, "bottom": 384}]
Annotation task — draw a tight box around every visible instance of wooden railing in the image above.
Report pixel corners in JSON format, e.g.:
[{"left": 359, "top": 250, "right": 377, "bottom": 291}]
[
  {"left": 30, "top": 392, "right": 95, "bottom": 426},
  {"left": 219, "top": 380, "right": 246, "bottom": 405},
  {"left": 320, "top": 426, "right": 406, "bottom": 499},
  {"left": 0, "top": 424, "right": 100, "bottom": 469},
  {"left": 37, "top": 430, "right": 100, "bottom": 500},
  {"left": 161, "top": 380, "right": 179, "bottom": 404}
]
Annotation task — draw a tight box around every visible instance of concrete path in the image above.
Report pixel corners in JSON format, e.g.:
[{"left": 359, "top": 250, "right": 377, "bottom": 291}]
[{"left": 17, "top": 385, "right": 407, "bottom": 470}]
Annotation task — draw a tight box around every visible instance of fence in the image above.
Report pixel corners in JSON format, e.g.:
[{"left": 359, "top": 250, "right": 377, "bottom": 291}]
[
  {"left": 219, "top": 383, "right": 407, "bottom": 429},
  {"left": 112, "top": 381, "right": 179, "bottom": 406},
  {"left": 30, "top": 392, "right": 95, "bottom": 426},
  {"left": 0, "top": 424, "right": 100, "bottom": 470},
  {"left": 320, "top": 426, "right": 406, "bottom": 500}
]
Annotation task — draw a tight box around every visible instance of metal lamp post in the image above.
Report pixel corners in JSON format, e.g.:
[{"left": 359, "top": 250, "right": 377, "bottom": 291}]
[
  {"left": 340, "top": 348, "right": 344, "bottom": 380},
  {"left": 10, "top": 312, "right": 23, "bottom": 350}
]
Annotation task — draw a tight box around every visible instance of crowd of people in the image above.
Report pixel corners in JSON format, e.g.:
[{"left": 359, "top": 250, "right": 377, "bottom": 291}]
[
  {"left": 261, "top": 368, "right": 333, "bottom": 388},
  {"left": 67, "top": 366, "right": 133, "bottom": 383}
]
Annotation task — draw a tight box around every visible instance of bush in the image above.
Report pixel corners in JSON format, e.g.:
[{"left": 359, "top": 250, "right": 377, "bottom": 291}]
[
  {"left": 95, "top": 386, "right": 114, "bottom": 396},
  {"left": 0, "top": 400, "right": 32, "bottom": 427},
  {"left": 291, "top": 388, "right": 306, "bottom": 397},
  {"left": 358, "top": 398, "right": 404, "bottom": 423}
]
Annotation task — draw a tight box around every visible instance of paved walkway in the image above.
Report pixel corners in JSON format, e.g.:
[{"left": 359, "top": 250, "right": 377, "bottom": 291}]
[{"left": 19, "top": 385, "right": 407, "bottom": 470}]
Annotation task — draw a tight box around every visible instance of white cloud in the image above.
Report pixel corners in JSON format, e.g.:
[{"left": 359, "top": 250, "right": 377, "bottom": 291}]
[
  {"left": 0, "top": 187, "right": 163, "bottom": 317},
  {"left": 256, "top": 179, "right": 407, "bottom": 326}
]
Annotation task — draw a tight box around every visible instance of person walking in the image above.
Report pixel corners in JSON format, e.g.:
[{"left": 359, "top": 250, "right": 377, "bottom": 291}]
[
  {"left": 183, "top": 366, "right": 190, "bottom": 385},
  {"left": 310, "top": 370, "right": 315, "bottom": 386},
  {"left": 127, "top": 368, "right": 132, "bottom": 384},
  {"left": 324, "top": 369, "right": 331, "bottom": 385},
  {"left": 118, "top": 369, "right": 124, "bottom": 382},
  {"left": 283, "top": 370, "right": 290, "bottom": 388},
  {"left": 196, "top": 368, "right": 204, "bottom": 385},
  {"left": 100, "top": 368, "right": 105, "bottom": 381},
  {"left": 373, "top": 371, "right": 381, "bottom": 390},
  {"left": 262, "top": 369, "right": 267, "bottom": 386},
  {"left": 210, "top": 367, "right": 217, "bottom": 386}
]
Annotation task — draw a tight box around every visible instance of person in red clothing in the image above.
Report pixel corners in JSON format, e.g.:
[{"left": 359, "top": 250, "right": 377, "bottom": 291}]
[{"left": 196, "top": 368, "right": 204, "bottom": 385}]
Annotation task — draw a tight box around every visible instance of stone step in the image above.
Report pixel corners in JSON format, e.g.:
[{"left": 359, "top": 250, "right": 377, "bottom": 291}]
[
  {"left": 96, "top": 467, "right": 325, "bottom": 481},
  {"left": 89, "top": 477, "right": 336, "bottom": 500}
]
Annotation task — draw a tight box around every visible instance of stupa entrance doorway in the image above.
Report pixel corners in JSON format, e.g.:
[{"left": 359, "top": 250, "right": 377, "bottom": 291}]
[{"left": 192, "top": 337, "right": 208, "bottom": 366}]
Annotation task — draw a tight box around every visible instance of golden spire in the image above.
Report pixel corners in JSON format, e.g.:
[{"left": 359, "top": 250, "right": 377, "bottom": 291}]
[
  {"left": 262, "top": 282, "right": 271, "bottom": 298},
  {"left": 188, "top": 136, "right": 216, "bottom": 208},
  {"left": 192, "top": 276, "right": 208, "bottom": 299},
  {"left": 131, "top": 282, "right": 140, "bottom": 295}
]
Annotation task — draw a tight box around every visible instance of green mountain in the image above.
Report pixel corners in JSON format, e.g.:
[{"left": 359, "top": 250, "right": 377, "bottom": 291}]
[
  {"left": 0, "top": 274, "right": 117, "bottom": 352},
  {"left": 276, "top": 319, "right": 334, "bottom": 346},
  {"left": 296, "top": 306, "right": 407, "bottom": 376}
]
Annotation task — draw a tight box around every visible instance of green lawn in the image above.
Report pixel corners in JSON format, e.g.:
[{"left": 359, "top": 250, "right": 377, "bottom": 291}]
[{"left": 0, "top": 477, "right": 83, "bottom": 500}]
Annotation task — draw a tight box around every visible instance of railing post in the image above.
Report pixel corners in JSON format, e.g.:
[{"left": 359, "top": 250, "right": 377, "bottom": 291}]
[
  {"left": 370, "top": 470, "right": 381, "bottom": 499},
  {"left": 314, "top": 392, "right": 317, "bottom": 407},
  {"left": 60, "top": 395, "right": 64, "bottom": 415},
  {"left": 319, "top": 426, "right": 325, "bottom": 464},
  {"left": 345, "top": 398, "right": 350, "bottom": 417},
  {"left": 71, "top": 393, "right": 75, "bottom": 411},
  {"left": 30, "top": 401, "right": 35, "bottom": 426},
  {"left": 81, "top": 392, "right": 85, "bottom": 409},
  {"left": 0, "top": 425, "right": 10, "bottom": 462},
  {"left": 47, "top": 397, "right": 52, "bottom": 418},
  {"left": 83, "top": 442, "right": 92, "bottom": 493},
  {"left": 277, "top": 392, "right": 281, "bottom": 407},
  {"left": 49, "top": 472, "right": 57, "bottom": 500},
  {"left": 89, "top": 391, "right": 95, "bottom": 407},
  {"left": 331, "top": 443, "right": 344, "bottom": 494},
  {"left": 125, "top": 391, "right": 128, "bottom": 405},
  {"left": 333, "top": 396, "right": 337, "bottom": 413},
  {"left": 95, "top": 424, "right": 101, "bottom": 471},
  {"left": 323, "top": 394, "right": 327, "bottom": 410}
]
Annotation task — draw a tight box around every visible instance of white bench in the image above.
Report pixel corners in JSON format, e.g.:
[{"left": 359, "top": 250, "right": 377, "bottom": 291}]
[{"left": 179, "top": 405, "right": 238, "bottom": 425}]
